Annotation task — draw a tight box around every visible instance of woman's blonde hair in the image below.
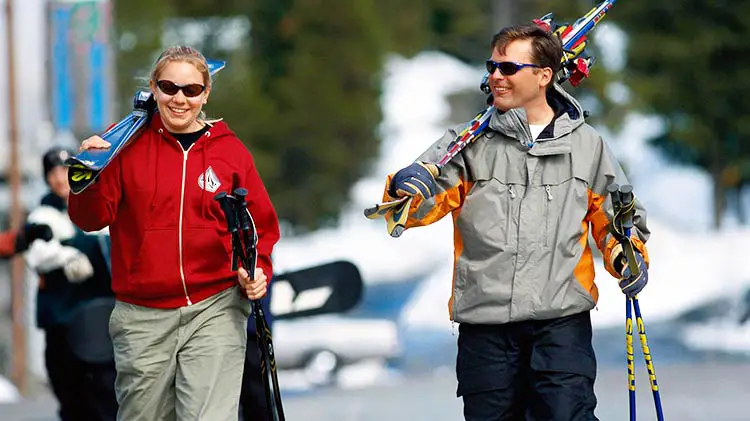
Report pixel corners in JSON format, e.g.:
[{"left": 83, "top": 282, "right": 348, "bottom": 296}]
[{"left": 150, "top": 46, "right": 212, "bottom": 89}]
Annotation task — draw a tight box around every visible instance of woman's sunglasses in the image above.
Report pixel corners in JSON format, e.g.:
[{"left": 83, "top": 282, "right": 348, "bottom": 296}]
[
  {"left": 156, "top": 80, "right": 206, "bottom": 98},
  {"left": 485, "top": 60, "right": 539, "bottom": 76}
]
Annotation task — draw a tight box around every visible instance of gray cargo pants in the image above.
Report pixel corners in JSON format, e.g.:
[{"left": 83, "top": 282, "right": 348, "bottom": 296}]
[{"left": 109, "top": 286, "right": 251, "bottom": 421}]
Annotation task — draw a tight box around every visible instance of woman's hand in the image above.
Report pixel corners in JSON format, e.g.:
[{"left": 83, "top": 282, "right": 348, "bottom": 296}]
[
  {"left": 237, "top": 267, "right": 268, "bottom": 299},
  {"left": 79, "top": 135, "right": 111, "bottom": 151}
]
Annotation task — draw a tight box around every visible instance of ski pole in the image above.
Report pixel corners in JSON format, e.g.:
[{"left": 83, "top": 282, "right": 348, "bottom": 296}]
[
  {"left": 608, "top": 183, "right": 665, "bottom": 421},
  {"left": 631, "top": 296, "right": 665, "bottom": 420},
  {"left": 625, "top": 298, "right": 636, "bottom": 421},
  {"left": 215, "top": 190, "right": 286, "bottom": 421}
]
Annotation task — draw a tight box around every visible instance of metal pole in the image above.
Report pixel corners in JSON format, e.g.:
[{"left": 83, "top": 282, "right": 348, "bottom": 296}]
[
  {"left": 5, "top": 0, "right": 27, "bottom": 395},
  {"left": 492, "top": 0, "right": 518, "bottom": 31}
]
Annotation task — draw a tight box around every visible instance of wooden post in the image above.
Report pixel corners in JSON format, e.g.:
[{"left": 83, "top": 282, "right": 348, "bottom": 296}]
[
  {"left": 4, "top": 0, "right": 27, "bottom": 395},
  {"left": 492, "top": 0, "right": 519, "bottom": 31}
]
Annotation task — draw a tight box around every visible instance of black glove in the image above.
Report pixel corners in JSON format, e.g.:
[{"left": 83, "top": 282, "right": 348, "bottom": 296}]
[
  {"left": 388, "top": 162, "right": 440, "bottom": 200},
  {"left": 618, "top": 251, "right": 648, "bottom": 298},
  {"left": 15, "top": 223, "right": 53, "bottom": 253}
]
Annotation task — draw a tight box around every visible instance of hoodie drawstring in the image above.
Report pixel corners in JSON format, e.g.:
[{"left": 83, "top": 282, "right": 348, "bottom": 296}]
[
  {"left": 151, "top": 129, "right": 163, "bottom": 210},
  {"left": 201, "top": 128, "right": 212, "bottom": 219}
]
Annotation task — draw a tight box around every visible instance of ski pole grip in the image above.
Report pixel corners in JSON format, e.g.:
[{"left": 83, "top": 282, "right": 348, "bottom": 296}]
[
  {"left": 607, "top": 183, "right": 621, "bottom": 209},
  {"left": 215, "top": 192, "right": 238, "bottom": 233},
  {"left": 619, "top": 184, "right": 634, "bottom": 233},
  {"left": 233, "top": 188, "right": 250, "bottom": 230}
]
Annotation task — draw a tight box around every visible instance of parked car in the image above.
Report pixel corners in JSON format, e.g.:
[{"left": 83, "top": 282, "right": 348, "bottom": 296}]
[{"left": 273, "top": 315, "right": 400, "bottom": 386}]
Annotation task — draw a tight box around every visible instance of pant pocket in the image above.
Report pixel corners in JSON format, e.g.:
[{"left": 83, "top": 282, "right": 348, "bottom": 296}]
[{"left": 457, "top": 362, "right": 514, "bottom": 397}]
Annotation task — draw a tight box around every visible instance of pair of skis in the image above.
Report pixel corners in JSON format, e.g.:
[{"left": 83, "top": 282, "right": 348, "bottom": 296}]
[
  {"left": 65, "top": 59, "right": 227, "bottom": 194},
  {"left": 215, "top": 188, "right": 285, "bottom": 421},
  {"left": 364, "top": 0, "right": 617, "bottom": 237},
  {"left": 608, "top": 184, "right": 665, "bottom": 421}
]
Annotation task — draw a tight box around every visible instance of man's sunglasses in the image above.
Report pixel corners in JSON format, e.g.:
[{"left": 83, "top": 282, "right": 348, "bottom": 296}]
[
  {"left": 156, "top": 80, "right": 206, "bottom": 97},
  {"left": 485, "top": 60, "right": 539, "bottom": 76}
]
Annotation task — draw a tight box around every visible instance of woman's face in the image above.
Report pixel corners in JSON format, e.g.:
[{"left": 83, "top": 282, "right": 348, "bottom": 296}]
[{"left": 150, "top": 61, "right": 210, "bottom": 134}]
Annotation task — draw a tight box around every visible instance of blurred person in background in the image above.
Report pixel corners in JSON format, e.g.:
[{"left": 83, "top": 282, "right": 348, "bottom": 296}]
[
  {"left": 68, "top": 45, "right": 280, "bottom": 420},
  {"left": 23, "top": 146, "right": 118, "bottom": 420},
  {"left": 380, "top": 24, "right": 651, "bottom": 420}
]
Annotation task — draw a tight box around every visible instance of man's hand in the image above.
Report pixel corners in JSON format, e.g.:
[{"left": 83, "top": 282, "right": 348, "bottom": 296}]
[
  {"left": 388, "top": 161, "right": 440, "bottom": 201},
  {"left": 237, "top": 267, "right": 268, "bottom": 300},
  {"left": 614, "top": 248, "right": 648, "bottom": 298}
]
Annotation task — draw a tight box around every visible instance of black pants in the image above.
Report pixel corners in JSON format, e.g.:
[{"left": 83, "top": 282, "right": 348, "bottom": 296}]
[
  {"left": 239, "top": 328, "right": 269, "bottom": 421},
  {"left": 44, "top": 326, "right": 118, "bottom": 421},
  {"left": 456, "top": 311, "right": 599, "bottom": 421}
]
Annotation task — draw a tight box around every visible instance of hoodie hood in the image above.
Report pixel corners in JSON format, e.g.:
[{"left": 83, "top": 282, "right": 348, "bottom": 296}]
[{"left": 149, "top": 115, "right": 237, "bottom": 217}]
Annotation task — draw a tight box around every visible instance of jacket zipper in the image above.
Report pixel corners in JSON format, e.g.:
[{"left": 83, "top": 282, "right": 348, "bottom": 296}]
[
  {"left": 178, "top": 148, "right": 193, "bottom": 306},
  {"left": 507, "top": 185, "right": 516, "bottom": 244},
  {"left": 544, "top": 185, "right": 553, "bottom": 247}
]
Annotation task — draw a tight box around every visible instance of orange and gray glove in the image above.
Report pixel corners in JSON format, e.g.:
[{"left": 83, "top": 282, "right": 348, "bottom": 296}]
[{"left": 388, "top": 162, "right": 440, "bottom": 201}]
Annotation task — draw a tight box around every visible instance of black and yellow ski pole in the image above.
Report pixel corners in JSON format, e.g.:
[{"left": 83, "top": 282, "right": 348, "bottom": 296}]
[{"left": 608, "top": 184, "right": 665, "bottom": 421}]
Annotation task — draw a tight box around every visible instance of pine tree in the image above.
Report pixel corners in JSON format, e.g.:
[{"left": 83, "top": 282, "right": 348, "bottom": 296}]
[{"left": 610, "top": 0, "right": 750, "bottom": 227}]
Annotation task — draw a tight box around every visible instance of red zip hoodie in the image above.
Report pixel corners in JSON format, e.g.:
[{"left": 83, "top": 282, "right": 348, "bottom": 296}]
[{"left": 68, "top": 116, "right": 280, "bottom": 308}]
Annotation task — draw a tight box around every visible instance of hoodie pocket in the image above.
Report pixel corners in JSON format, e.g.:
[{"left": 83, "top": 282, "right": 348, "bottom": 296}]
[
  {"left": 182, "top": 226, "right": 233, "bottom": 284},
  {"left": 128, "top": 227, "right": 181, "bottom": 296}
]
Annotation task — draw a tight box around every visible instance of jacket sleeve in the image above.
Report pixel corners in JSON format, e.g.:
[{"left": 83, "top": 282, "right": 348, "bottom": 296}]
[
  {"left": 381, "top": 128, "right": 474, "bottom": 230},
  {"left": 68, "top": 154, "right": 123, "bottom": 232},
  {"left": 244, "top": 154, "right": 280, "bottom": 283},
  {"left": 0, "top": 231, "right": 17, "bottom": 257},
  {"left": 585, "top": 136, "right": 650, "bottom": 278}
]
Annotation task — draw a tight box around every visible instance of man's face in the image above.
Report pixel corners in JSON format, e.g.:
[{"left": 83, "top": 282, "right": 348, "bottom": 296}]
[
  {"left": 47, "top": 166, "right": 70, "bottom": 200},
  {"left": 488, "top": 39, "right": 553, "bottom": 112}
]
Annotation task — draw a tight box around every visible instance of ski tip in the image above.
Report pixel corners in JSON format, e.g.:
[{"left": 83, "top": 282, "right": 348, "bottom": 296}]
[
  {"left": 389, "top": 225, "right": 405, "bottom": 238},
  {"left": 363, "top": 206, "right": 380, "bottom": 219},
  {"left": 207, "top": 59, "right": 226, "bottom": 76}
]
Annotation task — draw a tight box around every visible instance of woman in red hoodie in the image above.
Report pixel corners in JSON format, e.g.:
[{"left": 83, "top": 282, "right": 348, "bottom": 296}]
[{"left": 68, "top": 46, "right": 280, "bottom": 420}]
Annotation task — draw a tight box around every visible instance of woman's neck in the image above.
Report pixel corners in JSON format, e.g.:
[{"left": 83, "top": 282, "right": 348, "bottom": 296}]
[{"left": 167, "top": 120, "right": 204, "bottom": 134}]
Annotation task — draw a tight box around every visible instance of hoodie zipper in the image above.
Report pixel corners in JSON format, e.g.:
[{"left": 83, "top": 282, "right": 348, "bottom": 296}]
[{"left": 178, "top": 146, "right": 194, "bottom": 306}]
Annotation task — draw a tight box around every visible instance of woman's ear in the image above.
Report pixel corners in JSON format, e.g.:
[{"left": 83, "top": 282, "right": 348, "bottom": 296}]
[
  {"left": 149, "top": 79, "right": 157, "bottom": 96},
  {"left": 203, "top": 87, "right": 211, "bottom": 104}
]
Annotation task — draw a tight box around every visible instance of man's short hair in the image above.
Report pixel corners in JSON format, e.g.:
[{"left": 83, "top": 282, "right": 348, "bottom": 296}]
[{"left": 491, "top": 24, "right": 563, "bottom": 74}]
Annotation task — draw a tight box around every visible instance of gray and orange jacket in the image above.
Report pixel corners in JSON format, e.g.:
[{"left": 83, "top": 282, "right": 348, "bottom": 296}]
[{"left": 382, "top": 84, "right": 650, "bottom": 324}]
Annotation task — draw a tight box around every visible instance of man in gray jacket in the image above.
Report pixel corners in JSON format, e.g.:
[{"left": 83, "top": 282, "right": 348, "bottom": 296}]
[{"left": 383, "top": 24, "right": 650, "bottom": 420}]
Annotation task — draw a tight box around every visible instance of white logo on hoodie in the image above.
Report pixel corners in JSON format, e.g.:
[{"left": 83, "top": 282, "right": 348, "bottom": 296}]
[{"left": 198, "top": 166, "right": 221, "bottom": 193}]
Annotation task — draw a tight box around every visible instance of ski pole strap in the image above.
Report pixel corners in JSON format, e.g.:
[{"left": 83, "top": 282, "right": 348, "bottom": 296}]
[{"left": 607, "top": 183, "right": 640, "bottom": 277}]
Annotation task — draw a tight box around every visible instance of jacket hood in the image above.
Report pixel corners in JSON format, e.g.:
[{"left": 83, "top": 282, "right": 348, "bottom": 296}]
[{"left": 488, "top": 83, "right": 586, "bottom": 145}]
